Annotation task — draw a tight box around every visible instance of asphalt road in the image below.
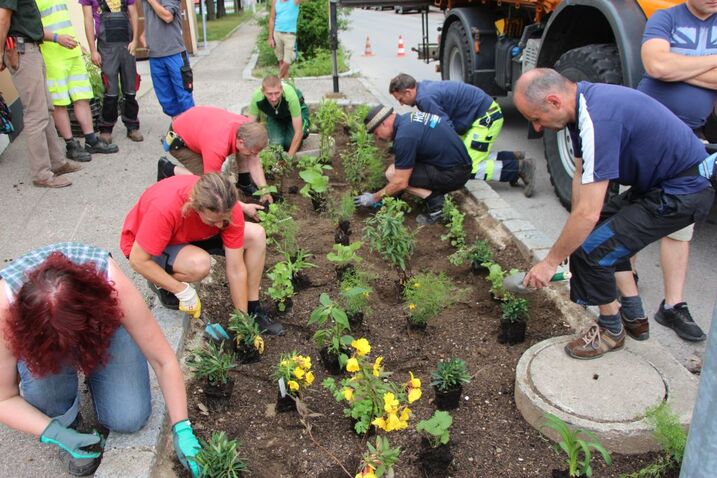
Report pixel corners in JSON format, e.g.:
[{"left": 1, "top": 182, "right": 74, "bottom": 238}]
[{"left": 340, "top": 7, "right": 717, "bottom": 367}]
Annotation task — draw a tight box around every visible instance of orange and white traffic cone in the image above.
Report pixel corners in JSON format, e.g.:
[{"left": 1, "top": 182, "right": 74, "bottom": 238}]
[
  {"left": 397, "top": 35, "right": 406, "bottom": 57},
  {"left": 363, "top": 36, "right": 374, "bottom": 56}
]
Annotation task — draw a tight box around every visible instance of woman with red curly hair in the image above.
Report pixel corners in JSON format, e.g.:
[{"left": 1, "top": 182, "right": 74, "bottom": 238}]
[{"left": 0, "top": 243, "right": 201, "bottom": 477}]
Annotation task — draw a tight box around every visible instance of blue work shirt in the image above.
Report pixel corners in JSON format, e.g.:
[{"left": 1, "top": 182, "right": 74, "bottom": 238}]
[
  {"left": 637, "top": 4, "right": 717, "bottom": 129},
  {"left": 568, "top": 82, "right": 710, "bottom": 195},
  {"left": 393, "top": 112, "right": 471, "bottom": 170},
  {"left": 415, "top": 80, "right": 494, "bottom": 135}
]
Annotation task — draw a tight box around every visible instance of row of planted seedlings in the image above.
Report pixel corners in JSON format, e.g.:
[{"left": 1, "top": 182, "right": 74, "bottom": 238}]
[{"left": 178, "top": 100, "right": 554, "bottom": 477}]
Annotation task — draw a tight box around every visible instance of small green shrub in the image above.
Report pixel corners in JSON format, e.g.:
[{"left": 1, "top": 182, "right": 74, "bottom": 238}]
[
  {"left": 449, "top": 238, "right": 493, "bottom": 267},
  {"left": 440, "top": 196, "right": 465, "bottom": 249},
  {"left": 308, "top": 293, "right": 353, "bottom": 364},
  {"left": 187, "top": 341, "right": 236, "bottom": 386},
  {"left": 363, "top": 198, "right": 415, "bottom": 283},
  {"left": 266, "top": 261, "right": 295, "bottom": 311},
  {"left": 403, "top": 272, "right": 459, "bottom": 326},
  {"left": 195, "top": 431, "right": 249, "bottom": 478},
  {"left": 430, "top": 358, "right": 471, "bottom": 392},
  {"left": 227, "top": 310, "right": 264, "bottom": 355},
  {"left": 416, "top": 410, "right": 453, "bottom": 447},
  {"left": 501, "top": 295, "right": 529, "bottom": 323},
  {"left": 339, "top": 269, "right": 373, "bottom": 317},
  {"left": 326, "top": 241, "right": 362, "bottom": 267},
  {"left": 485, "top": 262, "right": 517, "bottom": 301},
  {"left": 256, "top": 202, "right": 298, "bottom": 253}
]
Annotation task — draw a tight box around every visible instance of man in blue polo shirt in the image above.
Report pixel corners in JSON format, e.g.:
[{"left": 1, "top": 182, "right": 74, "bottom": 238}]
[
  {"left": 514, "top": 68, "right": 714, "bottom": 360},
  {"left": 389, "top": 73, "right": 535, "bottom": 197},
  {"left": 630, "top": 0, "right": 717, "bottom": 342},
  {"left": 353, "top": 105, "right": 472, "bottom": 224}
]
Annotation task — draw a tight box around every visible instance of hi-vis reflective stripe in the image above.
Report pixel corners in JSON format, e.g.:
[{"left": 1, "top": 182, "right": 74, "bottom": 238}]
[
  {"left": 45, "top": 20, "right": 73, "bottom": 32},
  {"left": 68, "top": 86, "right": 92, "bottom": 95},
  {"left": 67, "top": 74, "right": 89, "bottom": 83},
  {"left": 39, "top": 4, "right": 67, "bottom": 17},
  {"left": 51, "top": 92, "right": 70, "bottom": 101},
  {"left": 47, "top": 78, "right": 68, "bottom": 88}
]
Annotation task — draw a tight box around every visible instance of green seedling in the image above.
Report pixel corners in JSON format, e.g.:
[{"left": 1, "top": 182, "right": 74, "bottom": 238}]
[
  {"left": 542, "top": 413, "right": 612, "bottom": 477},
  {"left": 416, "top": 410, "right": 453, "bottom": 448},
  {"left": 430, "top": 358, "right": 471, "bottom": 392},
  {"left": 195, "top": 431, "right": 249, "bottom": 478},
  {"left": 187, "top": 341, "right": 236, "bottom": 386}
]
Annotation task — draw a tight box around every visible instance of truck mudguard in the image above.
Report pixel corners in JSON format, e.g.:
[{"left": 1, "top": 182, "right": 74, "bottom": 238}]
[
  {"left": 539, "top": 0, "right": 648, "bottom": 88},
  {"left": 443, "top": 8, "right": 499, "bottom": 80}
]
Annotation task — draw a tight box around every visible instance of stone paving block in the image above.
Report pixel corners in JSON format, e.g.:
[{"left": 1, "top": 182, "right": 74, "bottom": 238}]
[
  {"left": 481, "top": 196, "right": 512, "bottom": 211},
  {"left": 502, "top": 219, "right": 535, "bottom": 235},
  {"left": 465, "top": 180, "right": 499, "bottom": 200},
  {"left": 95, "top": 449, "right": 156, "bottom": 478},
  {"left": 531, "top": 248, "right": 552, "bottom": 263},
  {"left": 488, "top": 207, "right": 523, "bottom": 222},
  {"left": 513, "top": 229, "right": 554, "bottom": 255}
]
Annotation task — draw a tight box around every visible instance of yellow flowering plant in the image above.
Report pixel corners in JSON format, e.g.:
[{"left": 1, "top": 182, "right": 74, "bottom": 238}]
[
  {"left": 403, "top": 272, "right": 460, "bottom": 326},
  {"left": 271, "top": 352, "right": 315, "bottom": 397},
  {"left": 227, "top": 310, "right": 265, "bottom": 357},
  {"left": 355, "top": 436, "right": 401, "bottom": 478},
  {"left": 323, "top": 338, "right": 422, "bottom": 434}
]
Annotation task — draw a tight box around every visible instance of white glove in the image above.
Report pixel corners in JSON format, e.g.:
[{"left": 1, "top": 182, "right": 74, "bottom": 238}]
[
  {"left": 354, "top": 192, "right": 377, "bottom": 207},
  {"left": 175, "top": 283, "right": 201, "bottom": 319}
]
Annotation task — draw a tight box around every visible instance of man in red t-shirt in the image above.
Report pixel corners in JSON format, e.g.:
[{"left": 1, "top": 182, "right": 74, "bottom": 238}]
[
  {"left": 121, "top": 173, "right": 284, "bottom": 335},
  {"left": 157, "top": 105, "right": 273, "bottom": 203}
]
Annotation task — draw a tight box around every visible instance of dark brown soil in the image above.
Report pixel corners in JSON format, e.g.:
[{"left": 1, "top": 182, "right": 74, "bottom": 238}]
[{"left": 176, "top": 131, "right": 668, "bottom": 477}]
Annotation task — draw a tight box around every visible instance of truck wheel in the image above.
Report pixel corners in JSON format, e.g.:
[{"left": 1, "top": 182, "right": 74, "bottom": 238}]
[
  {"left": 442, "top": 22, "right": 473, "bottom": 83},
  {"left": 544, "top": 44, "right": 622, "bottom": 210}
]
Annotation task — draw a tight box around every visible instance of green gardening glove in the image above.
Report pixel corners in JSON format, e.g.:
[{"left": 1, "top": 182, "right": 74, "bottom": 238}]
[
  {"left": 172, "top": 419, "right": 201, "bottom": 477},
  {"left": 39, "top": 419, "right": 102, "bottom": 459}
]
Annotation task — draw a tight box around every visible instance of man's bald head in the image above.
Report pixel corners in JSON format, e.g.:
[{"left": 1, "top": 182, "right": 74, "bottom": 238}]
[
  {"left": 513, "top": 68, "right": 577, "bottom": 133},
  {"left": 515, "top": 68, "right": 572, "bottom": 108}
]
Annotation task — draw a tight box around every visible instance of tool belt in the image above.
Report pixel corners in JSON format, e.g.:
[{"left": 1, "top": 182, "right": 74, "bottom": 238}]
[
  {"left": 162, "top": 127, "right": 186, "bottom": 152},
  {"left": 478, "top": 107, "right": 503, "bottom": 128}
]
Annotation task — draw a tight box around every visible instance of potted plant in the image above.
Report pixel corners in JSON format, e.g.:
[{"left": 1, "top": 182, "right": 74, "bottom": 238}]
[
  {"left": 329, "top": 192, "right": 356, "bottom": 245},
  {"left": 484, "top": 262, "right": 518, "bottom": 302},
  {"left": 449, "top": 238, "right": 493, "bottom": 273},
  {"left": 187, "top": 341, "right": 237, "bottom": 408},
  {"left": 430, "top": 358, "right": 471, "bottom": 410},
  {"left": 541, "top": 413, "right": 612, "bottom": 477},
  {"left": 266, "top": 260, "right": 295, "bottom": 313},
  {"left": 416, "top": 410, "right": 454, "bottom": 475},
  {"left": 314, "top": 99, "right": 342, "bottom": 162},
  {"left": 307, "top": 293, "right": 353, "bottom": 375},
  {"left": 402, "top": 272, "right": 459, "bottom": 330},
  {"left": 298, "top": 156, "right": 332, "bottom": 211},
  {"left": 339, "top": 269, "right": 372, "bottom": 328},
  {"left": 440, "top": 196, "right": 466, "bottom": 250},
  {"left": 271, "top": 352, "right": 315, "bottom": 413},
  {"left": 323, "top": 338, "right": 422, "bottom": 434},
  {"left": 341, "top": 125, "right": 385, "bottom": 194},
  {"left": 194, "top": 431, "right": 249, "bottom": 477},
  {"left": 363, "top": 197, "right": 415, "bottom": 288},
  {"left": 499, "top": 294, "right": 529, "bottom": 345},
  {"left": 252, "top": 184, "right": 281, "bottom": 208},
  {"left": 326, "top": 241, "right": 362, "bottom": 281},
  {"left": 256, "top": 202, "right": 298, "bottom": 254},
  {"left": 355, "top": 436, "right": 401, "bottom": 478},
  {"left": 227, "top": 310, "right": 264, "bottom": 364},
  {"left": 284, "top": 248, "right": 316, "bottom": 290},
  {"left": 260, "top": 144, "right": 293, "bottom": 187}
]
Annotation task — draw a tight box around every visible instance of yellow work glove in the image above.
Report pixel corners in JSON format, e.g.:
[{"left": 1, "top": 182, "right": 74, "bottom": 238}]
[{"left": 175, "top": 283, "right": 201, "bottom": 319}]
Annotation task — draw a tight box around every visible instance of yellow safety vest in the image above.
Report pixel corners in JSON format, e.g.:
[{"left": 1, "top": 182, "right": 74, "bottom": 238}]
[{"left": 35, "top": 0, "right": 81, "bottom": 60}]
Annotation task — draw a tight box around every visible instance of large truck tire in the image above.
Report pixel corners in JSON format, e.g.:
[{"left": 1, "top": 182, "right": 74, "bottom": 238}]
[
  {"left": 441, "top": 21, "right": 473, "bottom": 83},
  {"left": 544, "top": 44, "right": 623, "bottom": 210}
]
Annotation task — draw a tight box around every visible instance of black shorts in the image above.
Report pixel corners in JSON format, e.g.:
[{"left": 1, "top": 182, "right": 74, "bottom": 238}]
[
  {"left": 151, "top": 235, "right": 225, "bottom": 274},
  {"left": 569, "top": 186, "right": 714, "bottom": 306},
  {"left": 408, "top": 163, "right": 472, "bottom": 193}
]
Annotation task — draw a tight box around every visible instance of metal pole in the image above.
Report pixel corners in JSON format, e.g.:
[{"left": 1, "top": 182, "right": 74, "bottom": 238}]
[
  {"left": 680, "top": 296, "right": 717, "bottom": 478},
  {"left": 329, "top": 0, "right": 339, "bottom": 93},
  {"left": 201, "top": 0, "right": 208, "bottom": 47}
]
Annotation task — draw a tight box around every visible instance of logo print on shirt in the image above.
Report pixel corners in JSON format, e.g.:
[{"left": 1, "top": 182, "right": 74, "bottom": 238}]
[
  {"left": 410, "top": 112, "right": 441, "bottom": 128},
  {"left": 671, "top": 26, "right": 717, "bottom": 55}
]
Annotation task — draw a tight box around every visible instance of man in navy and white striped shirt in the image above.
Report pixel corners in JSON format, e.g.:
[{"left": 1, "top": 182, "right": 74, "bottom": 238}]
[{"left": 513, "top": 68, "right": 714, "bottom": 360}]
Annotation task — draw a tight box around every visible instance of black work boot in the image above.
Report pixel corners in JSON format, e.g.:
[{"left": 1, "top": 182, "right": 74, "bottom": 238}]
[
  {"left": 157, "top": 157, "right": 177, "bottom": 182},
  {"left": 655, "top": 301, "right": 706, "bottom": 342},
  {"left": 65, "top": 139, "right": 92, "bottom": 162},
  {"left": 416, "top": 194, "right": 445, "bottom": 225},
  {"left": 518, "top": 157, "right": 536, "bottom": 197},
  {"left": 59, "top": 413, "right": 102, "bottom": 476},
  {"left": 85, "top": 139, "right": 119, "bottom": 154},
  {"left": 236, "top": 173, "right": 258, "bottom": 197},
  {"left": 147, "top": 281, "right": 179, "bottom": 310},
  {"left": 253, "top": 306, "right": 285, "bottom": 336}
]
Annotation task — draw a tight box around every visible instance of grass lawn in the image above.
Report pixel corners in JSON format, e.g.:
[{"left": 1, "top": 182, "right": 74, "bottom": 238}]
[
  {"left": 253, "top": 48, "right": 350, "bottom": 78},
  {"left": 195, "top": 11, "right": 253, "bottom": 42}
]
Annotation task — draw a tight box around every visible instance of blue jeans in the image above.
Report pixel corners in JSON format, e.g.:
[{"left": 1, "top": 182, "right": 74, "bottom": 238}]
[
  {"left": 149, "top": 53, "right": 194, "bottom": 117},
  {"left": 18, "top": 326, "right": 152, "bottom": 433}
]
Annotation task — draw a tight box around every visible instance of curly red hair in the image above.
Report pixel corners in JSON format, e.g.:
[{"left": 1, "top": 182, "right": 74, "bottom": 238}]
[{"left": 3, "top": 252, "right": 123, "bottom": 377}]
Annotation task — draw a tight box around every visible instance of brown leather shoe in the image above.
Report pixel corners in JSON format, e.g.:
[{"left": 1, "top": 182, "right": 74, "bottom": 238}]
[
  {"left": 620, "top": 309, "right": 650, "bottom": 341},
  {"left": 33, "top": 175, "right": 71, "bottom": 188},
  {"left": 99, "top": 132, "right": 112, "bottom": 144},
  {"left": 52, "top": 161, "right": 82, "bottom": 176},
  {"left": 564, "top": 324, "right": 625, "bottom": 360},
  {"left": 127, "top": 129, "right": 144, "bottom": 142}
]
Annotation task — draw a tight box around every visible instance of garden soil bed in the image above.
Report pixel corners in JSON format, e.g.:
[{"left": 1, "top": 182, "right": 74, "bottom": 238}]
[{"left": 174, "top": 131, "right": 671, "bottom": 477}]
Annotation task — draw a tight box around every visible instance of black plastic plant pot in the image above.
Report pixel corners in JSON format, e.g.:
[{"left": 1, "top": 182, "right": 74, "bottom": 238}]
[
  {"left": 311, "top": 195, "right": 327, "bottom": 212},
  {"left": 338, "top": 220, "right": 351, "bottom": 235},
  {"left": 498, "top": 320, "right": 527, "bottom": 345},
  {"left": 291, "top": 272, "right": 311, "bottom": 291},
  {"left": 288, "top": 185, "right": 299, "bottom": 194},
  {"left": 276, "top": 390, "right": 297, "bottom": 413},
  {"left": 204, "top": 378, "right": 234, "bottom": 410},
  {"left": 235, "top": 341, "right": 261, "bottom": 364},
  {"left": 407, "top": 316, "right": 428, "bottom": 331},
  {"left": 347, "top": 311, "right": 364, "bottom": 329},
  {"left": 334, "top": 228, "right": 350, "bottom": 246},
  {"left": 418, "top": 438, "right": 454, "bottom": 476},
  {"left": 335, "top": 264, "right": 355, "bottom": 282},
  {"left": 551, "top": 470, "right": 572, "bottom": 478},
  {"left": 434, "top": 385, "right": 462, "bottom": 410},
  {"left": 471, "top": 260, "right": 489, "bottom": 274},
  {"left": 319, "top": 347, "right": 344, "bottom": 375}
]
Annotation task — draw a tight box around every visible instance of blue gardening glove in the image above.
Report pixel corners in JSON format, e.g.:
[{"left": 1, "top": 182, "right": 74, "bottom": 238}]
[
  {"left": 40, "top": 419, "right": 102, "bottom": 459},
  {"left": 354, "top": 192, "right": 377, "bottom": 207},
  {"left": 173, "top": 419, "right": 201, "bottom": 477}
]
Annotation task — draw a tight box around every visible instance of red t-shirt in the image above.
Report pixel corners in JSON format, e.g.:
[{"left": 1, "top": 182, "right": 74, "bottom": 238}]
[
  {"left": 172, "top": 106, "right": 252, "bottom": 173},
  {"left": 120, "top": 175, "right": 245, "bottom": 257}
]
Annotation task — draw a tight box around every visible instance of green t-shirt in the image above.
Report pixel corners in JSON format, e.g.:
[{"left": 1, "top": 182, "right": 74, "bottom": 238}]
[
  {"left": 249, "top": 83, "right": 302, "bottom": 123},
  {"left": 0, "top": 0, "right": 44, "bottom": 41}
]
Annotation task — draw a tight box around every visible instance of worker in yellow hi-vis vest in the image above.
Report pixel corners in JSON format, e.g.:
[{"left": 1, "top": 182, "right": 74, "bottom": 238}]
[{"left": 35, "top": 0, "right": 118, "bottom": 160}]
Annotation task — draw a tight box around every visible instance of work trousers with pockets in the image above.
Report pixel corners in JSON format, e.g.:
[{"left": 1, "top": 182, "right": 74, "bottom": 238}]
[
  {"left": 6, "top": 44, "right": 66, "bottom": 181},
  {"left": 98, "top": 40, "right": 140, "bottom": 133}
]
